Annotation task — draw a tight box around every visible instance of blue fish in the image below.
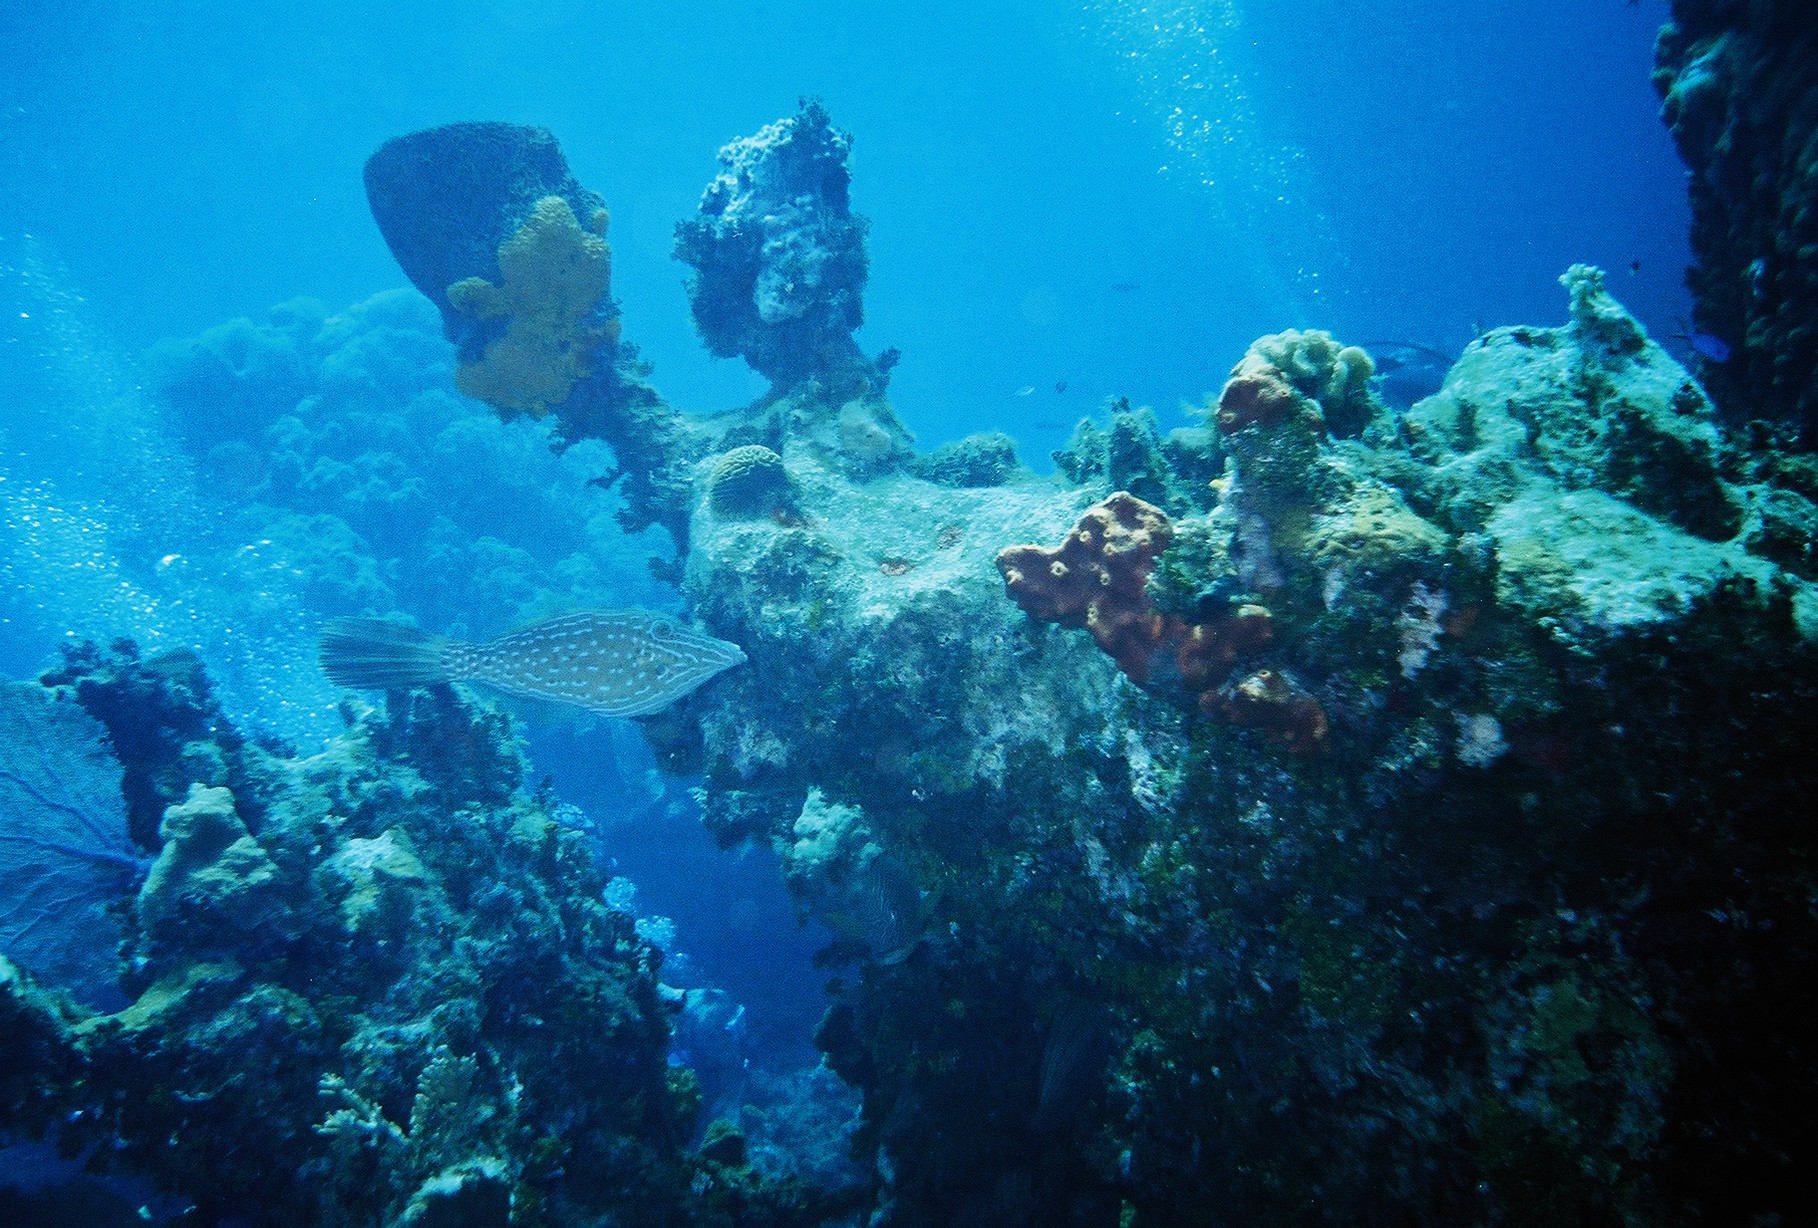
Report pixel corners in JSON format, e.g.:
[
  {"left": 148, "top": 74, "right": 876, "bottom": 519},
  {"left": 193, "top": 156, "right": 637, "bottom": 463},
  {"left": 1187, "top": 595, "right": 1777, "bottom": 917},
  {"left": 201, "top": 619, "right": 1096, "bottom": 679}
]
[{"left": 1688, "top": 331, "right": 1732, "bottom": 363}]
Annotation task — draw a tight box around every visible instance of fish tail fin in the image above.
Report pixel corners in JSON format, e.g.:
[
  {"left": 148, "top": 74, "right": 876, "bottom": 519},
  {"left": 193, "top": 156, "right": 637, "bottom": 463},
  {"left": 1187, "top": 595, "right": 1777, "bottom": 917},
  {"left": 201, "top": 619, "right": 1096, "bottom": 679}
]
[{"left": 318, "top": 618, "right": 454, "bottom": 691}]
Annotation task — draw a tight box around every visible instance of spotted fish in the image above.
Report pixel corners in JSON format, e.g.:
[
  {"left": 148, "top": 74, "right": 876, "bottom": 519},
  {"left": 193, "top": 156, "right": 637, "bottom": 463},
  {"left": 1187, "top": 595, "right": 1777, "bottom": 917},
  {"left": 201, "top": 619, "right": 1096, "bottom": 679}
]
[{"left": 319, "top": 609, "right": 746, "bottom": 717}]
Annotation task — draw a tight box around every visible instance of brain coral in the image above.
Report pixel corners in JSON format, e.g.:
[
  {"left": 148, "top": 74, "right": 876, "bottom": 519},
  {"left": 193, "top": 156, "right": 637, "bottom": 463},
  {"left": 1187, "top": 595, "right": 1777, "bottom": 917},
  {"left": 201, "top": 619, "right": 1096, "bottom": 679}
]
[
  {"left": 447, "top": 195, "right": 619, "bottom": 416},
  {"left": 705, "top": 445, "right": 795, "bottom": 517}
]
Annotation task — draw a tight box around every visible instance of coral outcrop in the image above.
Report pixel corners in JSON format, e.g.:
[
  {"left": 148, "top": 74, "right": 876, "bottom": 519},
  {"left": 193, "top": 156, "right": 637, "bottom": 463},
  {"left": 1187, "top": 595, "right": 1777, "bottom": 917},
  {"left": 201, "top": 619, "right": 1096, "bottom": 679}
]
[
  {"left": 365, "top": 122, "right": 701, "bottom": 551},
  {"left": 0, "top": 644, "right": 827, "bottom": 1226},
  {"left": 1655, "top": 1, "right": 1818, "bottom": 438},
  {"left": 673, "top": 268, "right": 1818, "bottom": 1224},
  {"left": 674, "top": 98, "right": 879, "bottom": 401},
  {"left": 363, "top": 109, "right": 919, "bottom": 559},
  {"left": 1051, "top": 399, "right": 1221, "bottom": 518}
]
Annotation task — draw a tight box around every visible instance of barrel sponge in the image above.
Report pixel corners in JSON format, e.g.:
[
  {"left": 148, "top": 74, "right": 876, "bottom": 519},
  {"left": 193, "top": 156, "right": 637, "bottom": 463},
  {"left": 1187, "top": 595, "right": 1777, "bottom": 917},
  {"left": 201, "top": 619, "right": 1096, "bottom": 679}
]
[
  {"left": 705, "top": 444, "right": 795, "bottom": 516},
  {"left": 447, "top": 195, "right": 619, "bottom": 417}
]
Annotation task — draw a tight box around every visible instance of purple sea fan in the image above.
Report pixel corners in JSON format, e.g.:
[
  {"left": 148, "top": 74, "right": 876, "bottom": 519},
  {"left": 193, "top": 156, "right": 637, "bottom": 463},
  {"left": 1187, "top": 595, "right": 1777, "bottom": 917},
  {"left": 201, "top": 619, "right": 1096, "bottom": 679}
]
[{"left": 0, "top": 679, "right": 148, "bottom": 1007}]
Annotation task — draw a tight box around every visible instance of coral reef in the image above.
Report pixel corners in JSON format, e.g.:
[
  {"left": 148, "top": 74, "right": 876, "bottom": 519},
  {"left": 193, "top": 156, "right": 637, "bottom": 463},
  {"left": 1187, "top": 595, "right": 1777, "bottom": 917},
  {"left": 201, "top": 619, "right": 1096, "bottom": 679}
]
[
  {"left": 780, "top": 791, "right": 922, "bottom": 964},
  {"left": 0, "top": 644, "right": 825, "bottom": 1226},
  {"left": 1399, "top": 264, "right": 1792, "bottom": 640},
  {"left": 144, "top": 289, "right": 676, "bottom": 640},
  {"left": 674, "top": 98, "right": 879, "bottom": 400},
  {"left": 77, "top": 99, "right": 1817, "bottom": 1227},
  {"left": 365, "top": 122, "right": 701, "bottom": 550},
  {"left": 672, "top": 268, "right": 1818, "bottom": 1224},
  {"left": 1655, "top": 1, "right": 1818, "bottom": 438},
  {"left": 908, "top": 430, "right": 1023, "bottom": 489}
]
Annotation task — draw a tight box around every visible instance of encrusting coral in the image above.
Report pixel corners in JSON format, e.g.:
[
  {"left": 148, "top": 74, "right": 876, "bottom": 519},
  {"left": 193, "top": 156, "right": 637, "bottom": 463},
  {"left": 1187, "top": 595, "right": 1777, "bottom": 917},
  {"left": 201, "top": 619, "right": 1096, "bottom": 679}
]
[{"left": 996, "top": 491, "right": 1318, "bottom": 750}]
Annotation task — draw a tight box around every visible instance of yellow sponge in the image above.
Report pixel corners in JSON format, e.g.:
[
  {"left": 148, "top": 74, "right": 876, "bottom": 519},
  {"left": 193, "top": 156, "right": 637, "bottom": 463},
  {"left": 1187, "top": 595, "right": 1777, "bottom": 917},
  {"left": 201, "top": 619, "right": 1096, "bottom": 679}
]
[{"left": 448, "top": 196, "right": 617, "bottom": 416}]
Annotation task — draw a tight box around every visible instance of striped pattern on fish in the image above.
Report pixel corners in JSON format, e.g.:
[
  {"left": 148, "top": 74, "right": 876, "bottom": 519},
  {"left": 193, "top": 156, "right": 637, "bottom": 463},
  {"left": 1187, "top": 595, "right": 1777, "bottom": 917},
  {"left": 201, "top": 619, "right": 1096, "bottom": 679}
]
[{"left": 319, "top": 609, "right": 746, "bottom": 717}]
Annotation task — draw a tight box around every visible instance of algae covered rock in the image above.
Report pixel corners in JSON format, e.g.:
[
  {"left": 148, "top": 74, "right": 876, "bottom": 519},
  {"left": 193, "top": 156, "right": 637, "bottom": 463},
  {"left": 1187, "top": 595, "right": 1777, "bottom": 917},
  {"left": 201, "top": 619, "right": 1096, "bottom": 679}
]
[
  {"left": 674, "top": 265, "right": 1818, "bottom": 1224},
  {"left": 1401, "top": 266, "right": 1808, "bottom": 644},
  {"left": 0, "top": 644, "right": 742, "bottom": 1226},
  {"left": 909, "top": 429, "right": 1023, "bottom": 489},
  {"left": 137, "top": 784, "right": 290, "bottom": 946}
]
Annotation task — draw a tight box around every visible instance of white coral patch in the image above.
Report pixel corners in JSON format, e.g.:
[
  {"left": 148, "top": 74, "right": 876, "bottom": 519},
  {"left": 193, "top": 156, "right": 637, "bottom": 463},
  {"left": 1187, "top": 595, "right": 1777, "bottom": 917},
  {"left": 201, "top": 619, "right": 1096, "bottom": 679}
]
[{"left": 1455, "top": 712, "right": 1509, "bottom": 768}]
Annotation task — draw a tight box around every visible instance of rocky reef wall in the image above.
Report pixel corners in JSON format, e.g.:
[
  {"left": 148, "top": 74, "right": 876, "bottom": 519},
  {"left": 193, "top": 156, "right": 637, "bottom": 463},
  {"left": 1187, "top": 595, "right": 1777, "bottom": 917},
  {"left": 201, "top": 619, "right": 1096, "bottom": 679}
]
[
  {"left": 1655, "top": 0, "right": 1818, "bottom": 438},
  {"left": 670, "top": 267, "right": 1818, "bottom": 1224},
  {"left": 0, "top": 645, "right": 843, "bottom": 1225}
]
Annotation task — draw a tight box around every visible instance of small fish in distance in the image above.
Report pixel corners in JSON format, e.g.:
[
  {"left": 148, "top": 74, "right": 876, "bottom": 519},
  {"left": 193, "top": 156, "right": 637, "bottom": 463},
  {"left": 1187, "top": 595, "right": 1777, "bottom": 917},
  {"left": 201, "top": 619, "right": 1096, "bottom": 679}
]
[
  {"left": 1688, "top": 331, "right": 1732, "bottom": 363},
  {"left": 1670, "top": 319, "right": 1733, "bottom": 364},
  {"left": 319, "top": 609, "right": 746, "bottom": 717}
]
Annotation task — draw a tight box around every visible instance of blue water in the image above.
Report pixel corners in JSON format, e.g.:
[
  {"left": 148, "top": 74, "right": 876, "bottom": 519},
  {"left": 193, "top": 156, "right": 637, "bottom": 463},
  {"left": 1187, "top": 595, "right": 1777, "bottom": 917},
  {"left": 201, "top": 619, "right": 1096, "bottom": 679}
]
[
  {"left": 4, "top": 0, "right": 1686, "bottom": 440},
  {"left": 0, "top": 0, "right": 1694, "bottom": 1210}
]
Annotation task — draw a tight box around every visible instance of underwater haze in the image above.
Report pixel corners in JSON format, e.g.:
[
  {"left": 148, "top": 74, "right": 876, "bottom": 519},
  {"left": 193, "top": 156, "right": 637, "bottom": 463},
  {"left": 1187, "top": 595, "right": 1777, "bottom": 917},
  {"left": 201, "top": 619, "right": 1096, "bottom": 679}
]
[
  {"left": 8, "top": 0, "right": 1818, "bottom": 1225},
  {"left": 3, "top": 0, "right": 1687, "bottom": 432}
]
